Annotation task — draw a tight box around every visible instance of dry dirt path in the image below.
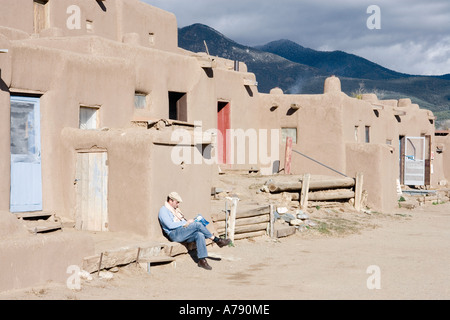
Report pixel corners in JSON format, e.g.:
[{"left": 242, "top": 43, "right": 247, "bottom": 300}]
[{"left": 1, "top": 202, "right": 449, "bottom": 300}]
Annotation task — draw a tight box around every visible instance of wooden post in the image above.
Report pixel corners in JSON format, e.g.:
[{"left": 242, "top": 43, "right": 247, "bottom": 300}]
[
  {"left": 226, "top": 197, "right": 239, "bottom": 243},
  {"left": 300, "top": 173, "right": 311, "bottom": 211},
  {"left": 97, "top": 252, "right": 103, "bottom": 276},
  {"left": 284, "top": 137, "right": 293, "bottom": 174},
  {"left": 269, "top": 204, "right": 275, "bottom": 238},
  {"left": 354, "top": 172, "right": 364, "bottom": 212}
]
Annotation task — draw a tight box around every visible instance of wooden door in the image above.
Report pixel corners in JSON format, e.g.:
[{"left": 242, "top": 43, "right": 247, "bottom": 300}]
[
  {"left": 10, "top": 96, "right": 42, "bottom": 213},
  {"left": 217, "top": 102, "right": 231, "bottom": 164},
  {"left": 75, "top": 152, "right": 108, "bottom": 231}
]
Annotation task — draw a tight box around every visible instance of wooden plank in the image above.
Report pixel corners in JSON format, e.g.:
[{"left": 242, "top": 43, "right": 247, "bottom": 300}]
[
  {"left": 211, "top": 205, "right": 269, "bottom": 222},
  {"left": 16, "top": 211, "right": 53, "bottom": 219},
  {"left": 284, "top": 137, "right": 293, "bottom": 174},
  {"left": 138, "top": 256, "right": 175, "bottom": 264},
  {"left": 28, "top": 224, "right": 61, "bottom": 234},
  {"left": 307, "top": 189, "right": 355, "bottom": 201},
  {"left": 354, "top": 172, "right": 364, "bottom": 211},
  {"left": 233, "top": 230, "right": 266, "bottom": 240},
  {"left": 217, "top": 222, "right": 268, "bottom": 235},
  {"left": 300, "top": 173, "right": 310, "bottom": 211},
  {"left": 214, "top": 214, "right": 269, "bottom": 230}
]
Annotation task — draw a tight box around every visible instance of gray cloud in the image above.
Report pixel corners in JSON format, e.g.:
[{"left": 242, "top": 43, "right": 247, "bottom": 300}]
[{"left": 143, "top": 0, "right": 450, "bottom": 75}]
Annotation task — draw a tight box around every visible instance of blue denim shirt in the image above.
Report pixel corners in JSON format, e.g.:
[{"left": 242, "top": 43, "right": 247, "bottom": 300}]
[{"left": 158, "top": 205, "right": 186, "bottom": 236}]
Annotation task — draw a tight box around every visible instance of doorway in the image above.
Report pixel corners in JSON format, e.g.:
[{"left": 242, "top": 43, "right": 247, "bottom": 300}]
[
  {"left": 10, "top": 96, "right": 42, "bottom": 213},
  {"left": 217, "top": 101, "right": 231, "bottom": 164},
  {"left": 75, "top": 152, "right": 109, "bottom": 231},
  {"left": 401, "top": 136, "right": 426, "bottom": 186}
]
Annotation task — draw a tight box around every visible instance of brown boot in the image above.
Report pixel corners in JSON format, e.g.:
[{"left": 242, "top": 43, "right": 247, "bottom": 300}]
[
  {"left": 198, "top": 258, "right": 212, "bottom": 270},
  {"left": 215, "top": 238, "right": 231, "bottom": 248}
]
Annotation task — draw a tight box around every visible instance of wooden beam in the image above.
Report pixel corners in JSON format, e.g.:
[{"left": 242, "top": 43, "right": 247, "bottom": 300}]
[
  {"left": 307, "top": 189, "right": 355, "bottom": 201},
  {"left": 268, "top": 176, "right": 355, "bottom": 193},
  {"left": 284, "top": 137, "right": 293, "bottom": 174},
  {"left": 354, "top": 172, "right": 364, "bottom": 212},
  {"left": 214, "top": 214, "right": 269, "bottom": 230},
  {"left": 300, "top": 173, "right": 310, "bottom": 211}
]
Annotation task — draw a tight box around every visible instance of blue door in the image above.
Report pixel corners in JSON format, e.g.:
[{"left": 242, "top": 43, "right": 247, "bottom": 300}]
[{"left": 10, "top": 96, "right": 43, "bottom": 212}]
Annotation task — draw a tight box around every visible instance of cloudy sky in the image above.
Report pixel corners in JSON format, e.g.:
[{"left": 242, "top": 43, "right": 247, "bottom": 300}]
[{"left": 143, "top": 0, "right": 450, "bottom": 76}]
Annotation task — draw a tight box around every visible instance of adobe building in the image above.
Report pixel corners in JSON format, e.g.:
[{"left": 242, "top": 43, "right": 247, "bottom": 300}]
[{"left": 0, "top": 0, "right": 448, "bottom": 291}]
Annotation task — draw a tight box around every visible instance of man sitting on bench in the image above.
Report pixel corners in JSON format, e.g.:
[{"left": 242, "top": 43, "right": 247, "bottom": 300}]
[{"left": 158, "top": 192, "right": 231, "bottom": 270}]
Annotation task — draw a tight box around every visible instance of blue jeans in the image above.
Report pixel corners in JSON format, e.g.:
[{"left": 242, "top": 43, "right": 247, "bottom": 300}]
[{"left": 168, "top": 222, "right": 213, "bottom": 259}]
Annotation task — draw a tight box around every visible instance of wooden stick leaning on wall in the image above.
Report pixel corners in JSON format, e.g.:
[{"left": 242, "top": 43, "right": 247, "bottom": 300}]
[{"left": 354, "top": 172, "right": 364, "bottom": 212}]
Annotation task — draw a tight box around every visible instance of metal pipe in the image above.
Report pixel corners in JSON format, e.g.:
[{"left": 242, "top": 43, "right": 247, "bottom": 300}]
[{"left": 291, "top": 149, "right": 348, "bottom": 178}]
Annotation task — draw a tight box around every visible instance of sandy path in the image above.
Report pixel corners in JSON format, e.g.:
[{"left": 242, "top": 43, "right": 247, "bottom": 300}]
[{"left": 1, "top": 201, "right": 449, "bottom": 300}]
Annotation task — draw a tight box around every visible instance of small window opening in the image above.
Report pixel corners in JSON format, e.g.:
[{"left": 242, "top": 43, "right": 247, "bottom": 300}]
[
  {"left": 86, "top": 20, "right": 94, "bottom": 33},
  {"left": 134, "top": 93, "right": 147, "bottom": 109},
  {"left": 365, "top": 126, "right": 370, "bottom": 143},
  {"left": 281, "top": 128, "right": 297, "bottom": 144},
  {"left": 79, "top": 106, "right": 99, "bottom": 130},
  {"left": 168, "top": 91, "right": 187, "bottom": 122},
  {"left": 149, "top": 33, "right": 155, "bottom": 45}
]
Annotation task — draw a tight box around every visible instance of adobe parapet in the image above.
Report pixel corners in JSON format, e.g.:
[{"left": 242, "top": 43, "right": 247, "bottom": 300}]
[{"left": 323, "top": 75, "right": 341, "bottom": 93}]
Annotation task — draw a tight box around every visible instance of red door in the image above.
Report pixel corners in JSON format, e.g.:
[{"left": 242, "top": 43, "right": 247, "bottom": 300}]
[{"left": 217, "top": 102, "right": 230, "bottom": 164}]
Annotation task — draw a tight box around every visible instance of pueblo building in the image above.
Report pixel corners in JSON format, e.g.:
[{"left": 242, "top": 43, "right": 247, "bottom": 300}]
[{"left": 0, "top": 0, "right": 448, "bottom": 291}]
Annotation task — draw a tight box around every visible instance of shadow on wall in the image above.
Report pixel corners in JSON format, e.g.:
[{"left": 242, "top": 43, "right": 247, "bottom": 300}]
[{"left": 0, "top": 70, "right": 9, "bottom": 92}]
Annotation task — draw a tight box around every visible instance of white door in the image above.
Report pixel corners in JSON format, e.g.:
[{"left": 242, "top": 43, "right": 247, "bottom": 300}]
[
  {"left": 75, "top": 152, "right": 108, "bottom": 231},
  {"left": 10, "top": 96, "right": 42, "bottom": 212},
  {"left": 404, "top": 137, "right": 425, "bottom": 186}
]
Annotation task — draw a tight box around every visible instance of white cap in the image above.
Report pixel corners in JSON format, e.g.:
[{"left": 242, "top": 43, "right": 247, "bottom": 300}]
[{"left": 168, "top": 191, "right": 183, "bottom": 203}]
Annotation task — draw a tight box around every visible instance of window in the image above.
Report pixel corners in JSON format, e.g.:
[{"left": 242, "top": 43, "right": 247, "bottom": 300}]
[
  {"left": 168, "top": 91, "right": 187, "bottom": 122},
  {"left": 354, "top": 126, "right": 359, "bottom": 142},
  {"left": 134, "top": 93, "right": 147, "bottom": 109},
  {"left": 281, "top": 128, "right": 297, "bottom": 144},
  {"left": 86, "top": 20, "right": 94, "bottom": 33},
  {"left": 79, "top": 106, "right": 99, "bottom": 129},
  {"left": 365, "top": 126, "right": 370, "bottom": 143},
  {"left": 149, "top": 33, "right": 155, "bottom": 45}
]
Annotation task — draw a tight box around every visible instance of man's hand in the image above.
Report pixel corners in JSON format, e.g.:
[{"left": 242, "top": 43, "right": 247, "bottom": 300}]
[{"left": 183, "top": 219, "right": 195, "bottom": 227}]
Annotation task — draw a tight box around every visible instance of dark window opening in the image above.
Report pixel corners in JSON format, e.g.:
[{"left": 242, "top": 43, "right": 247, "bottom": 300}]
[{"left": 168, "top": 91, "right": 187, "bottom": 121}]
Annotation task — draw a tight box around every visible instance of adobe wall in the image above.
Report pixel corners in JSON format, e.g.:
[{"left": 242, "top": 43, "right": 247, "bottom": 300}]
[
  {"left": 0, "top": 0, "right": 178, "bottom": 52},
  {"left": 0, "top": 212, "right": 95, "bottom": 292},
  {"left": 435, "top": 134, "right": 450, "bottom": 185},
  {"left": 346, "top": 143, "right": 397, "bottom": 212}
]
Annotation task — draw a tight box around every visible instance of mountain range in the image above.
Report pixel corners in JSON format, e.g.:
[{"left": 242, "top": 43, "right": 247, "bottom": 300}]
[{"left": 178, "top": 23, "right": 450, "bottom": 127}]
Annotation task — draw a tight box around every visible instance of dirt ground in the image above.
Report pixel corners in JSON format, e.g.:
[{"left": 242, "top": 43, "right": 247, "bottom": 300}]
[
  {"left": 1, "top": 192, "right": 449, "bottom": 301},
  {"left": 1, "top": 172, "right": 450, "bottom": 301}
]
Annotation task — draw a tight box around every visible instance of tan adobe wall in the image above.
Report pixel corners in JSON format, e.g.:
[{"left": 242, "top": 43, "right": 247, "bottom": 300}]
[{"left": 0, "top": 0, "right": 178, "bottom": 52}]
